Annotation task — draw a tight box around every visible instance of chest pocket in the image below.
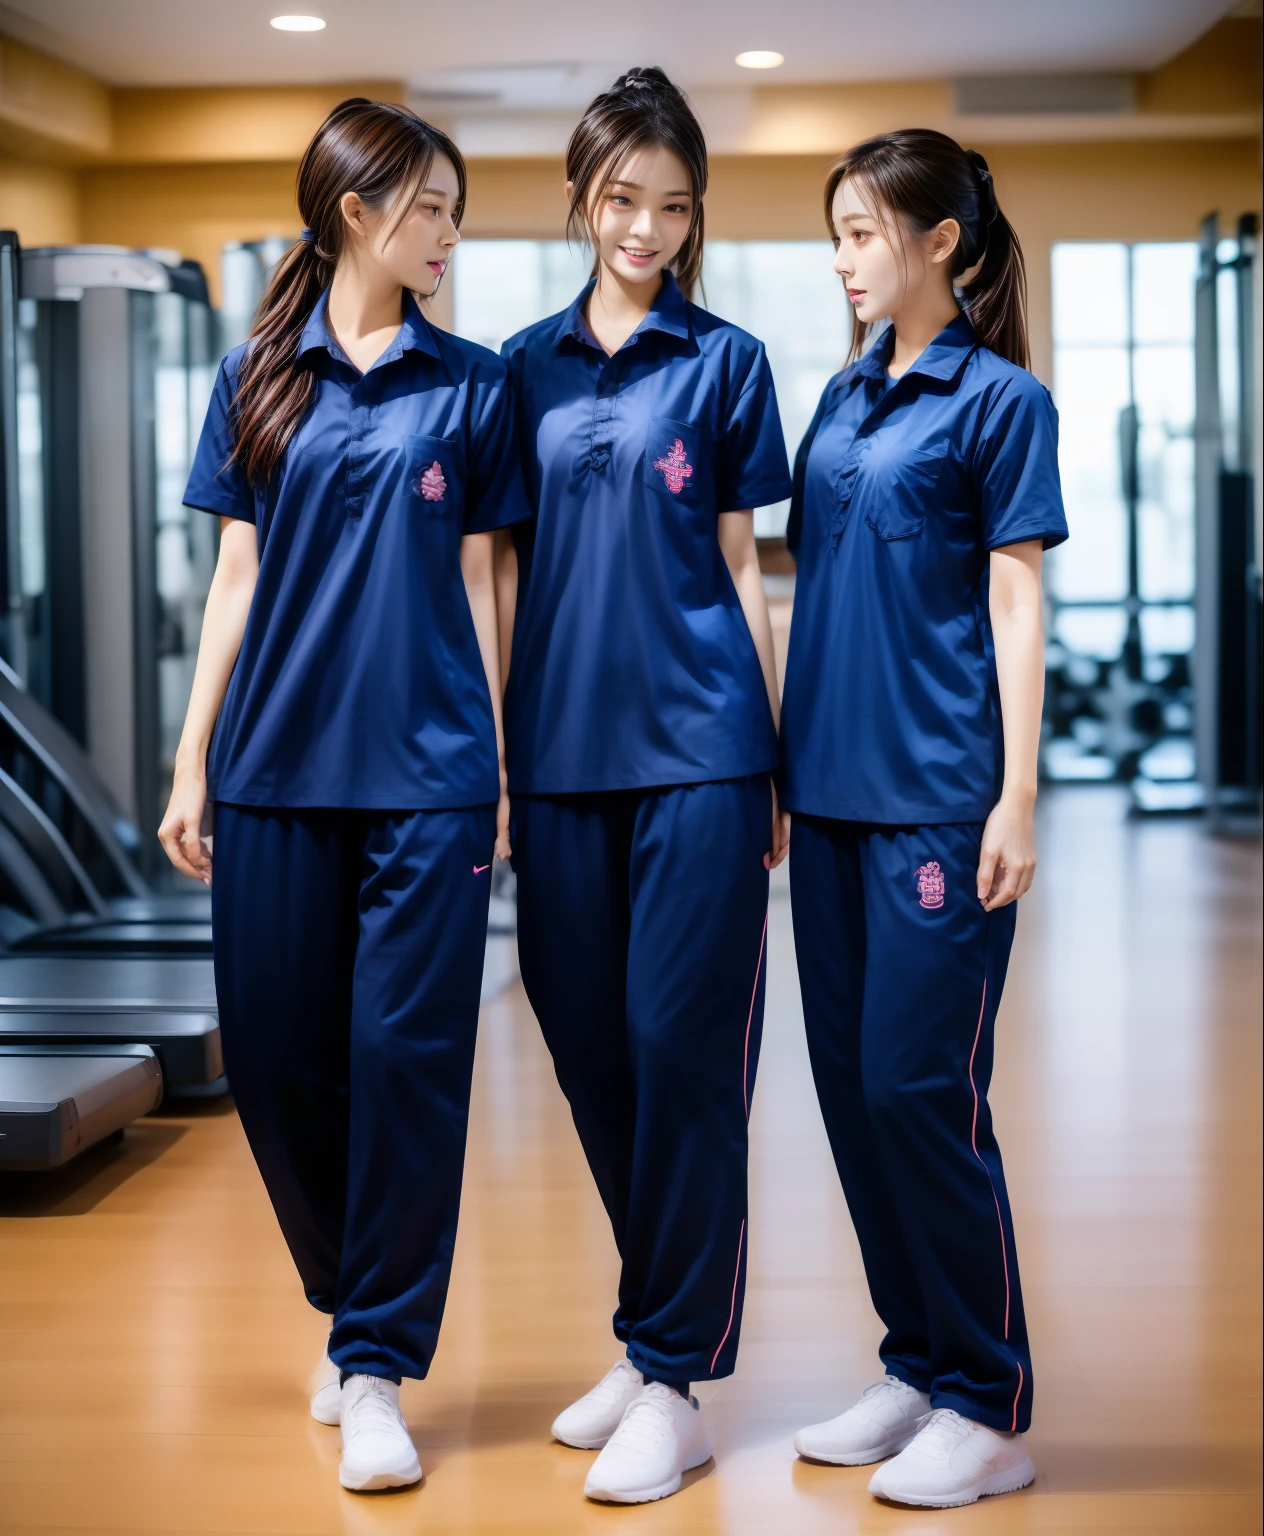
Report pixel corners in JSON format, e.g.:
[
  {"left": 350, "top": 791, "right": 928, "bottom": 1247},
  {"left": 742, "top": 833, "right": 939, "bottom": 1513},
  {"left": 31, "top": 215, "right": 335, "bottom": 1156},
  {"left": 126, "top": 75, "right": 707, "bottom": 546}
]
[
  {"left": 405, "top": 433, "right": 465, "bottom": 522},
  {"left": 642, "top": 416, "right": 712, "bottom": 508},
  {"left": 863, "top": 445, "right": 946, "bottom": 542}
]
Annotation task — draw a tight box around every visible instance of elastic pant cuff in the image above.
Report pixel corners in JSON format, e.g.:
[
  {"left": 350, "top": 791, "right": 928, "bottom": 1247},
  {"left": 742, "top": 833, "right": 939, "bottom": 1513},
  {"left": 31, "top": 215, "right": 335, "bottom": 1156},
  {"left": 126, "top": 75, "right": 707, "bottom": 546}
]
[
  {"left": 338, "top": 1366, "right": 404, "bottom": 1388},
  {"left": 626, "top": 1345, "right": 733, "bottom": 1385},
  {"left": 929, "top": 1387, "right": 1031, "bottom": 1436},
  {"left": 881, "top": 1360, "right": 934, "bottom": 1395}
]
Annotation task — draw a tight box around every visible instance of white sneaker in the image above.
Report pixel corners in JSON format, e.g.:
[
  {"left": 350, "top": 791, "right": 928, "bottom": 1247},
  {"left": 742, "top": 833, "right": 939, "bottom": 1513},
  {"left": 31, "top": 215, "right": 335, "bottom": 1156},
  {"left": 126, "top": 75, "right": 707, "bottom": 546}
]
[
  {"left": 551, "top": 1357, "right": 644, "bottom": 1449},
  {"left": 794, "top": 1375, "right": 931, "bottom": 1465},
  {"left": 583, "top": 1381, "right": 712, "bottom": 1504},
  {"left": 310, "top": 1349, "right": 341, "bottom": 1425},
  {"left": 338, "top": 1374, "right": 422, "bottom": 1492},
  {"left": 869, "top": 1407, "right": 1035, "bottom": 1507}
]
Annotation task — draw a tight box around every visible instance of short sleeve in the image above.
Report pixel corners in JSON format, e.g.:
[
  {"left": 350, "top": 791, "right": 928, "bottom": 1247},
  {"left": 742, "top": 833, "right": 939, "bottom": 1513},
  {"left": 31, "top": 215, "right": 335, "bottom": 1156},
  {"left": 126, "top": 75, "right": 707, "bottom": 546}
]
[
  {"left": 974, "top": 376, "right": 1069, "bottom": 551},
  {"left": 183, "top": 353, "right": 254, "bottom": 523},
  {"left": 463, "top": 362, "right": 533, "bottom": 535},
  {"left": 718, "top": 342, "right": 793, "bottom": 511}
]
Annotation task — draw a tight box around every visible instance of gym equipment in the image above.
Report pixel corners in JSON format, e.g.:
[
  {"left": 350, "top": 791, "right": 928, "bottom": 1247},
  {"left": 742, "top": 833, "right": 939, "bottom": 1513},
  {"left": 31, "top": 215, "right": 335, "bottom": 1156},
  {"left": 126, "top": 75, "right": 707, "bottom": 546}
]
[
  {"left": 0, "top": 954, "right": 220, "bottom": 1090},
  {"left": 2, "top": 239, "right": 219, "bottom": 874},
  {"left": 0, "top": 1042, "right": 162, "bottom": 1170}
]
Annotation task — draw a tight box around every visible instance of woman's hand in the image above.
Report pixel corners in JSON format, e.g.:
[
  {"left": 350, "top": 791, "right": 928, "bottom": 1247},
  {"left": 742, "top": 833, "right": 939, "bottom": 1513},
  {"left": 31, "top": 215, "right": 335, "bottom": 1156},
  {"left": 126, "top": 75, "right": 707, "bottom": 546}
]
[
  {"left": 155, "top": 516, "right": 258, "bottom": 885},
  {"left": 977, "top": 792, "right": 1036, "bottom": 910},
  {"left": 766, "top": 779, "right": 790, "bottom": 871},
  {"left": 495, "top": 766, "right": 511, "bottom": 862},
  {"left": 159, "top": 763, "right": 213, "bottom": 884},
  {"left": 984, "top": 541, "right": 1043, "bottom": 911}
]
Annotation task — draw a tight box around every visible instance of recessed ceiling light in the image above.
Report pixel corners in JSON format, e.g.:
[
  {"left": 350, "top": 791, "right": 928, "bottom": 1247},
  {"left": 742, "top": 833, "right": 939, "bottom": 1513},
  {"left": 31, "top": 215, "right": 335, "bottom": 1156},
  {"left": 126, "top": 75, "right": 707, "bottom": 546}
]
[
  {"left": 735, "top": 50, "right": 784, "bottom": 70},
  {"left": 271, "top": 15, "right": 326, "bottom": 31}
]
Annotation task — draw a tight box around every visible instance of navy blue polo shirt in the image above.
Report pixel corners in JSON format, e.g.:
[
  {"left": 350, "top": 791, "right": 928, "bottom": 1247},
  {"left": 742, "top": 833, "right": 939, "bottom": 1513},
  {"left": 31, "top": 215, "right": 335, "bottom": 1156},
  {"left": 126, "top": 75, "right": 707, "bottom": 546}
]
[
  {"left": 781, "top": 313, "right": 1068, "bottom": 825},
  {"left": 184, "top": 292, "right": 531, "bottom": 810},
  {"left": 501, "top": 272, "right": 792, "bottom": 795}
]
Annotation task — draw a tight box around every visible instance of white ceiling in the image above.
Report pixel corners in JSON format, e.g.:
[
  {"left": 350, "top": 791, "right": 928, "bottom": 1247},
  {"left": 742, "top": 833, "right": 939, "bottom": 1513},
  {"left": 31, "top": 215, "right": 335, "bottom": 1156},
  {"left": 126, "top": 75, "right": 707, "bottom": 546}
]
[{"left": 0, "top": 0, "right": 1243, "bottom": 92}]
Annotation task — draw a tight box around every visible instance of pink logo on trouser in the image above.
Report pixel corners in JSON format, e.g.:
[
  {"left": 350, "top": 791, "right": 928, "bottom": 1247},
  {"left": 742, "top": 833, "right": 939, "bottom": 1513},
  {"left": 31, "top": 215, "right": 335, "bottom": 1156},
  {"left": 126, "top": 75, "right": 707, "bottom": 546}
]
[
  {"left": 916, "top": 861, "right": 945, "bottom": 909},
  {"left": 653, "top": 439, "right": 693, "bottom": 494}
]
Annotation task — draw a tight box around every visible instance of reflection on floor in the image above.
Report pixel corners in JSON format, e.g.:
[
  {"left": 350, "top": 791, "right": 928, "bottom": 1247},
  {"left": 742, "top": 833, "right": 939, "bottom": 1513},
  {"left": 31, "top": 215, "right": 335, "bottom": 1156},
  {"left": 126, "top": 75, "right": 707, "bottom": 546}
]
[{"left": 0, "top": 789, "right": 1259, "bottom": 1535}]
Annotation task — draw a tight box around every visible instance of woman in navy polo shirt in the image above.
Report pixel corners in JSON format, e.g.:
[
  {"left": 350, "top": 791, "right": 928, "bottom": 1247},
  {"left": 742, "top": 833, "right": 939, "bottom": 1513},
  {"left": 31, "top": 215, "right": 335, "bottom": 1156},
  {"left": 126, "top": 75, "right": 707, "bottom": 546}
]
[
  {"left": 159, "top": 100, "right": 529, "bottom": 1494},
  {"left": 498, "top": 68, "right": 791, "bottom": 1504},
  {"left": 781, "top": 131, "right": 1068, "bottom": 1509}
]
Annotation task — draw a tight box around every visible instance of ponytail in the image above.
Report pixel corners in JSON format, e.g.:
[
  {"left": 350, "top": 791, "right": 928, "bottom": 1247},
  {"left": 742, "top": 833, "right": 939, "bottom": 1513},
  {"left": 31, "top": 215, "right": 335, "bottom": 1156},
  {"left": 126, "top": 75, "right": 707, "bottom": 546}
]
[
  {"left": 230, "top": 235, "right": 329, "bottom": 486},
  {"left": 231, "top": 98, "right": 466, "bottom": 485},
  {"left": 824, "top": 129, "right": 1029, "bottom": 370},
  {"left": 958, "top": 151, "right": 1027, "bottom": 371},
  {"left": 566, "top": 66, "right": 708, "bottom": 299}
]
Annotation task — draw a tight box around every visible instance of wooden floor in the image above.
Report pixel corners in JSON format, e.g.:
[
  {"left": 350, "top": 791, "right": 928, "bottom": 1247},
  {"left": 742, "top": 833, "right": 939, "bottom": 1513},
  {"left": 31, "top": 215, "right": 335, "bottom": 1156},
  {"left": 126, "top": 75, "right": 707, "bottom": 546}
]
[{"left": 0, "top": 787, "right": 1260, "bottom": 1535}]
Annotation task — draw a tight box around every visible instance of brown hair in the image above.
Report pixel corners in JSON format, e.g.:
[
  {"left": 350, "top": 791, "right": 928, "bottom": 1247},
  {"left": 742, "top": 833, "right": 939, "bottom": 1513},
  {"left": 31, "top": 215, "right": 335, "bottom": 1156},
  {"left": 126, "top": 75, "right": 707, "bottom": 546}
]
[
  {"left": 231, "top": 98, "right": 466, "bottom": 485},
  {"left": 824, "top": 128, "right": 1029, "bottom": 369},
  {"left": 565, "top": 66, "right": 708, "bottom": 299}
]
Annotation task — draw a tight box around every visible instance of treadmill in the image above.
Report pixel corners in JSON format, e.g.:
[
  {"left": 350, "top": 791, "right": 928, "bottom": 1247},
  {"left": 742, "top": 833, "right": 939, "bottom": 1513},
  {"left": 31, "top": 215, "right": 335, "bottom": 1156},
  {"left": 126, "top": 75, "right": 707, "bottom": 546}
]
[
  {"left": 0, "top": 1044, "right": 163, "bottom": 1169},
  {"left": 0, "top": 672, "right": 211, "bottom": 951},
  {"left": 0, "top": 659, "right": 210, "bottom": 927},
  {"left": 0, "top": 769, "right": 210, "bottom": 954},
  {"left": 0, "top": 233, "right": 222, "bottom": 1161},
  {"left": 0, "top": 705, "right": 222, "bottom": 1094},
  {"left": 0, "top": 953, "right": 220, "bottom": 1093}
]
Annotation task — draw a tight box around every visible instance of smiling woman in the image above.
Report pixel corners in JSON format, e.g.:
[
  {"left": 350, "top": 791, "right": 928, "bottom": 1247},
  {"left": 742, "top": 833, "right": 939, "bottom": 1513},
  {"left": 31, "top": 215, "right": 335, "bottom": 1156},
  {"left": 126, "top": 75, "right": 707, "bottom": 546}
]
[{"left": 495, "top": 65, "right": 795, "bottom": 1509}]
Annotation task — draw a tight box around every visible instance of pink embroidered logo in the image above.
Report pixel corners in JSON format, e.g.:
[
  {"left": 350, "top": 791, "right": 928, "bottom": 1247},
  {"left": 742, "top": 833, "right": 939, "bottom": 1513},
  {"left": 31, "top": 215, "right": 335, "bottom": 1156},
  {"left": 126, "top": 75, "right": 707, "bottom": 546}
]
[
  {"left": 417, "top": 461, "right": 446, "bottom": 501},
  {"left": 916, "top": 861, "right": 946, "bottom": 909},
  {"left": 653, "top": 438, "right": 693, "bottom": 494}
]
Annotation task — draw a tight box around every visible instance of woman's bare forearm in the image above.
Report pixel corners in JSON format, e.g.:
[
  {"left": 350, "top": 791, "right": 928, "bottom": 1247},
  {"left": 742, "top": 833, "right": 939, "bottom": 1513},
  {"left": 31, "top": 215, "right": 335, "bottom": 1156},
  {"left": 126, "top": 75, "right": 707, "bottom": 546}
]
[
  {"left": 989, "top": 540, "right": 1045, "bottom": 806},
  {"left": 493, "top": 527, "right": 518, "bottom": 695},
  {"left": 718, "top": 509, "right": 780, "bottom": 729},
  {"left": 174, "top": 517, "right": 259, "bottom": 775},
  {"left": 461, "top": 532, "right": 506, "bottom": 765}
]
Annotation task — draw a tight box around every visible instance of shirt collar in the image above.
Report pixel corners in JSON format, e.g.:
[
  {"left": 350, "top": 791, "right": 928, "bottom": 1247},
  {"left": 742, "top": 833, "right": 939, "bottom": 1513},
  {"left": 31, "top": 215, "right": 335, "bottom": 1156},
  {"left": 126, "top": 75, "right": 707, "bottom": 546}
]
[
  {"left": 297, "top": 290, "right": 441, "bottom": 368},
  {"left": 850, "top": 310, "right": 978, "bottom": 387},
  {"left": 555, "top": 268, "right": 692, "bottom": 351}
]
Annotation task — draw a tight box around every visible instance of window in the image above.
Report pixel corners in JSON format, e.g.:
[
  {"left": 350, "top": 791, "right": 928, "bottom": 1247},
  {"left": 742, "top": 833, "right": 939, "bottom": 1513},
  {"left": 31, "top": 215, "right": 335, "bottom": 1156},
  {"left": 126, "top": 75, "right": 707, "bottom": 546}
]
[
  {"left": 450, "top": 240, "right": 852, "bottom": 536},
  {"left": 1045, "top": 242, "right": 1199, "bottom": 783}
]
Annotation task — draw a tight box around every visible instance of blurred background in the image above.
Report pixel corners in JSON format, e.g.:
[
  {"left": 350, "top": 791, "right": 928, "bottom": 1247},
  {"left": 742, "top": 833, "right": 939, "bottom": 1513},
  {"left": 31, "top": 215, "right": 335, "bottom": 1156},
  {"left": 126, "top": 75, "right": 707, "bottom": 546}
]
[
  {"left": 0, "top": 5, "right": 1259, "bottom": 1534},
  {"left": 0, "top": 1, "right": 1260, "bottom": 844}
]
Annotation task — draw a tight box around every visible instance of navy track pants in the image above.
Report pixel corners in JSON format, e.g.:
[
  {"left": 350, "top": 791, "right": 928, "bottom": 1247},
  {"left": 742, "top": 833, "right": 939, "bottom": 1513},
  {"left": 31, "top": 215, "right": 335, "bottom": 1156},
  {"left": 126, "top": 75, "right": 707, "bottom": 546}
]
[
  {"left": 789, "top": 815, "right": 1033, "bottom": 1432},
  {"left": 512, "top": 775, "right": 770, "bottom": 1383},
  {"left": 212, "top": 801, "right": 496, "bottom": 1383}
]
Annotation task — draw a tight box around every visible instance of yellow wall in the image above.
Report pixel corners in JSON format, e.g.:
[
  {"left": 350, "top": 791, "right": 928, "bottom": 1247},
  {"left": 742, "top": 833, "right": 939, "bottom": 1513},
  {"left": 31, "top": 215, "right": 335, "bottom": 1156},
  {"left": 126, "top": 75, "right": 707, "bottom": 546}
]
[
  {"left": 0, "top": 35, "right": 110, "bottom": 159},
  {"left": 109, "top": 82, "right": 404, "bottom": 164},
  {"left": 0, "top": 158, "right": 80, "bottom": 244},
  {"left": 78, "top": 161, "right": 300, "bottom": 298},
  {"left": 984, "top": 137, "right": 1262, "bottom": 382},
  {"left": 1, "top": 16, "right": 1259, "bottom": 383},
  {"left": 414, "top": 140, "right": 1264, "bottom": 385},
  {"left": 20, "top": 136, "right": 1262, "bottom": 382}
]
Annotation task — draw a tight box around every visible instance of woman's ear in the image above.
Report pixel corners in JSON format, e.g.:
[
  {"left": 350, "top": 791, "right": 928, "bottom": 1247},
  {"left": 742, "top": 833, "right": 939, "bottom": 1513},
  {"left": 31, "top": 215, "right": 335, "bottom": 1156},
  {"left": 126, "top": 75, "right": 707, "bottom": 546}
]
[
  {"left": 929, "top": 219, "right": 961, "bottom": 267},
  {"left": 339, "top": 190, "right": 367, "bottom": 240}
]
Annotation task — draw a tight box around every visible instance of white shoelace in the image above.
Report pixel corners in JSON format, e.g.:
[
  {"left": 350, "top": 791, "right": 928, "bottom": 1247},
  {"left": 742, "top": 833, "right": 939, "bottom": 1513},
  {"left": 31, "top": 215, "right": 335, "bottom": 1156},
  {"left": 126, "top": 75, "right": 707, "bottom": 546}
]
[
  {"left": 608, "top": 1382, "right": 679, "bottom": 1460},
  {"left": 587, "top": 1358, "right": 642, "bottom": 1409},
  {"left": 342, "top": 1375, "right": 403, "bottom": 1438},
  {"left": 860, "top": 1376, "right": 918, "bottom": 1403},
  {"left": 908, "top": 1407, "right": 973, "bottom": 1462}
]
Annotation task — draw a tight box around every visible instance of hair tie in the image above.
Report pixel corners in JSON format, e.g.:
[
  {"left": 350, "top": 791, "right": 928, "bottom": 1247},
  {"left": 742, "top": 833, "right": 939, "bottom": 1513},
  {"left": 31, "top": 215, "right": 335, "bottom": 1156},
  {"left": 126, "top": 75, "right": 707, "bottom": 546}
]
[
  {"left": 299, "top": 227, "right": 318, "bottom": 244},
  {"left": 964, "top": 150, "right": 999, "bottom": 227},
  {"left": 613, "top": 65, "right": 672, "bottom": 95}
]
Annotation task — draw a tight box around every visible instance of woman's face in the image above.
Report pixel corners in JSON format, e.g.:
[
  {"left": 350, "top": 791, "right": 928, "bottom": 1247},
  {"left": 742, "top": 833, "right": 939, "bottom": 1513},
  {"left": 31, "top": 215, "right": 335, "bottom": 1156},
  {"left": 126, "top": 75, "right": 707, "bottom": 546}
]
[
  {"left": 574, "top": 144, "right": 694, "bottom": 289},
  {"left": 830, "top": 176, "right": 959, "bottom": 326},
  {"left": 340, "top": 153, "right": 462, "bottom": 296}
]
